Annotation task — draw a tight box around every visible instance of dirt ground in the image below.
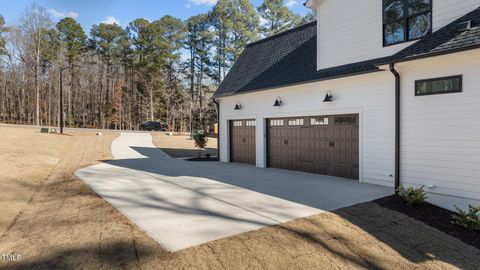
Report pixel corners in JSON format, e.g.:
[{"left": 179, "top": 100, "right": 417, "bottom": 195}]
[
  {"left": 1, "top": 126, "right": 479, "bottom": 269},
  {"left": 151, "top": 132, "right": 218, "bottom": 158}
]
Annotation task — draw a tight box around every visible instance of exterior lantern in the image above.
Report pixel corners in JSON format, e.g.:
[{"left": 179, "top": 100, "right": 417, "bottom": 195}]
[
  {"left": 323, "top": 91, "right": 334, "bottom": 102},
  {"left": 273, "top": 97, "right": 283, "bottom": 107},
  {"left": 234, "top": 103, "right": 242, "bottom": 110}
]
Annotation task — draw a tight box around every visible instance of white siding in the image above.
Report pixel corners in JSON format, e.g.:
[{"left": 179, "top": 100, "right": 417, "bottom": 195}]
[
  {"left": 396, "top": 49, "right": 480, "bottom": 202},
  {"left": 316, "top": 0, "right": 480, "bottom": 70},
  {"left": 218, "top": 72, "right": 396, "bottom": 187}
]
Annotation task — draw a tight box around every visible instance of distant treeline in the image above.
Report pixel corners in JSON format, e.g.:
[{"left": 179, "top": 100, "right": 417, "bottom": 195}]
[{"left": 0, "top": 0, "right": 314, "bottom": 131}]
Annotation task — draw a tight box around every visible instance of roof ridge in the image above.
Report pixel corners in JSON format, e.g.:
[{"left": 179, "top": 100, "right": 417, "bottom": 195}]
[{"left": 246, "top": 20, "right": 317, "bottom": 48}]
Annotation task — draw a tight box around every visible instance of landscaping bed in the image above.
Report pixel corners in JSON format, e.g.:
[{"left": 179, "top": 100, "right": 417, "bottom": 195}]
[{"left": 375, "top": 195, "right": 480, "bottom": 249}]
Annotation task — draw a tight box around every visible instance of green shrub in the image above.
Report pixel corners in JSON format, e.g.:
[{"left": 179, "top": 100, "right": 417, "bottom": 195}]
[
  {"left": 396, "top": 185, "right": 428, "bottom": 205},
  {"left": 452, "top": 205, "right": 480, "bottom": 231},
  {"left": 192, "top": 130, "right": 208, "bottom": 150}
]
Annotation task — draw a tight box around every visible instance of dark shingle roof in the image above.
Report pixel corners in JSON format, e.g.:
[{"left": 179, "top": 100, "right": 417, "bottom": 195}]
[
  {"left": 215, "top": 6, "right": 480, "bottom": 97},
  {"left": 380, "top": 6, "right": 480, "bottom": 64},
  {"left": 214, "top": 21, "right": 386, "bottom": 97}
]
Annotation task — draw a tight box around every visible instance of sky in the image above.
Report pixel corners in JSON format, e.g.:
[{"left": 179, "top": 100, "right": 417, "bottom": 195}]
[{"left": 1, "top": 0, "right": 309, "bottom": 31}]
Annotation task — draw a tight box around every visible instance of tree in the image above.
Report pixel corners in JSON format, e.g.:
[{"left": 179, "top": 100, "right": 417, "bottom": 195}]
[
  {"left": 0, "top": 3, "right": 224, "bottom": 133},
  {"left": 257, "top": 0, "right": 303, "bottom": 36},
  {"left": 0, "top": 15, "right": 6, "bottom": 55},
  {"left": 185, "top": 14, "right": 215, "bottom": 133},
  {"left": 210, "top": 0, "right": 231, "bottom": 83},
  {"left": 227, "top": 0, "right": 260, "bottom": 61},
  {"left": 211, "top": 0, "right": 260, "bottom": 83},
  {"left": 90, "top": 23, "right": 128, "bottom": 127},
  {"left": 303, "top": 10, "right": 317, "bottom": 23},
  {"left": 18, "top": 3, "right": 53, "bottom": 126},
  {"left": 152, "top": 16, "right": 186, "bottom": 131},
  {"left": 128, "top": 18, "right": 155, "bottom": 122},
  {"left": 56, "top": 17, "right": 87, "bottom": 123},
  {"left": 192, "top": 130, "right": 208, "bottom": 157}
]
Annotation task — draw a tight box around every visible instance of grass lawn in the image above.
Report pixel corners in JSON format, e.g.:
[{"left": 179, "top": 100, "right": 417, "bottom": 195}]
[{"left": 1, "top": 126, "right": 479, "bottom": 269}]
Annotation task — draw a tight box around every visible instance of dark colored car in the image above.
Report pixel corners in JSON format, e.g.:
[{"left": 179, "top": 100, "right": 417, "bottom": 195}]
[{"left": 140, "top": 121, "right": 166, "bottom": 131}]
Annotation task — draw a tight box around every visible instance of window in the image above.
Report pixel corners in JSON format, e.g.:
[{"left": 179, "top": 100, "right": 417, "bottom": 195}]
[
  {"left": 288, "top": 119, "right": 304, "bottom": 126},
  {"left": 270, "top": 119, "right": 284, "bottom": 126},
  {"left": 335, "top": 116, "right": 357, "bottom": 125},
  {"left": 245, "top": 120, "right": 256, "bottom": 127},
  {"left": 415, "top": 75, "right": 462, "bottom": 96},
  {"left": 232, "top": 121, "right": 242, "bottom": 127},
  {"left": 311, "top": 117, "right": 329, "bottom": 126},
  {"left": 383, "top": 0, "right": 432, "bottom": 46}
]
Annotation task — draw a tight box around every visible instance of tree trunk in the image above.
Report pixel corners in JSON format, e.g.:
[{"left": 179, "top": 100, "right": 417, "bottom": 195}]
[{"left": 35, "top": 29, "right": 41, "bottom": 126}]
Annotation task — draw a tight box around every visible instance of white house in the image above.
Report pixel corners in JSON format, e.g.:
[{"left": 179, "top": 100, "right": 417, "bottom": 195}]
[{"left": 213, "top": 0, "right": 480, "bottom": 210}]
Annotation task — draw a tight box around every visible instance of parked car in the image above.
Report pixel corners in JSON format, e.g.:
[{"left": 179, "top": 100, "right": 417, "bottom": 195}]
[{"left": 140, "top": 121, "right": 166, "bottom": 131}]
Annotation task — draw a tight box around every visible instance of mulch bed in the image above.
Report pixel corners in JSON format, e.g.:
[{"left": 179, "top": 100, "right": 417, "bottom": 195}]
[
  {"left": 185, "top": 157, "right": 219, "bottom": 162},
  {"left": 375, "top": 195, "right": 480, "bottom": 250}
]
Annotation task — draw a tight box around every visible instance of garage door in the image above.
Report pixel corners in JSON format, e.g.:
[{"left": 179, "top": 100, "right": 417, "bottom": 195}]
[
  {"left": 267, "top": 114, "right": 359, "bottom": 180},
  {"left": 230, "top": 120, "right": 256, "bottom": 165}
]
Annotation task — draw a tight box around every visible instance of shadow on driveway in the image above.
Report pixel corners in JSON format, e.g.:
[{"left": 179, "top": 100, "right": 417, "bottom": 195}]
[{"left": 104, "top": 146, "right": 392, "bottom": 212}]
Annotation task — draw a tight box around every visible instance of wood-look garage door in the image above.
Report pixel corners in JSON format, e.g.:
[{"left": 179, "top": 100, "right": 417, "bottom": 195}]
[
  {"left": 230, "top": 119, "right": 256, "bottom": 165},
  {"left": 267, "top": 114, "right": 359, "bottom": 180}
]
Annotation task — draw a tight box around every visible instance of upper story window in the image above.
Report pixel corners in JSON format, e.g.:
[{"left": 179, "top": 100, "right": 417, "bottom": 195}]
[{"left": 383, "top": 0, "right": 432, "bottom": 46}]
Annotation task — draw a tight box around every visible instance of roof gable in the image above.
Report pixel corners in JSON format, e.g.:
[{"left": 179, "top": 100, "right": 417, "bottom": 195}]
[{"left": 215, "top": 22, "right": 317, "bottom": 97}]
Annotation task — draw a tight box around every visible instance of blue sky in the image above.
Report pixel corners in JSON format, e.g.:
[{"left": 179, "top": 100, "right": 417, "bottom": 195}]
[{"left": 2, "top": 0, "right": 309, "bottom": 31}]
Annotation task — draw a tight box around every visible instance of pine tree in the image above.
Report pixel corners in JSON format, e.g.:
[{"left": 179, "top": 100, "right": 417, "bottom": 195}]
[
  {"left": 90, "top": 23, "right": 128, "bottom": 127},
  {"left": 56, "top": 17, "right": 87, "bottom": 124},
  {"left": 152, "top": 16, "right": 186, "bottom": 131},
  {"left": 257, "top": 0, "right": 303, "bottom": 36}
]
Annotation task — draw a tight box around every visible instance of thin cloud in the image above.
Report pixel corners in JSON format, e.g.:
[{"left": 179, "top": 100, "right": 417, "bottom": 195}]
[
  {"left": 188, "top": 0, "right": 217, "bottom": 6},
  {"left": 285, "top": 0, "right": 298, "bottom": 8},
  {"left": 102, "top": 16, "right": 120, "bottom": 25},
  {"left": 48, "top": 9, "right": 79, "bottom": 19}
]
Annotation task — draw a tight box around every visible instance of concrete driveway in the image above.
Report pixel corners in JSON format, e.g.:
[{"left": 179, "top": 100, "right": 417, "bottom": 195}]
[{"left": 76, "top": 133, "right": 391, "bottom": 251}]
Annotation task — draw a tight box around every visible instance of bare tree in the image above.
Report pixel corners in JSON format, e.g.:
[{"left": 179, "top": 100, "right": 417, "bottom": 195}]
[{"left": 18, "top": 3, "right": 53, "bottom": 126}]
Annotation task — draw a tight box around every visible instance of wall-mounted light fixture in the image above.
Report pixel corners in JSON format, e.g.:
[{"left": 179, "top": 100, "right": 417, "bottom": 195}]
[
  {"left": 273, "top": 97, "right": 283, "bottom": 107},
  {"left": 323, "top": 91, "right": 334, "bottom": 102},
  {"left": 234, "top": 103, "right": 242, "bottom": 110}
]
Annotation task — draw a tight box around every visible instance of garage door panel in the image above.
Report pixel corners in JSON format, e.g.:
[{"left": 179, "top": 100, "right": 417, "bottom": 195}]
[
  {"left": 230, "top": 120, "right": 256, "bottom": 165},
  {"left": 267, "top": 115, "right": 359, "bottom": 180}
]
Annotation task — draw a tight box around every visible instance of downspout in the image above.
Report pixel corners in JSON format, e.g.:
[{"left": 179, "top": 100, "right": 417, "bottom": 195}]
[
  {"left": 213, "top": 98, "right": 220, "bottom": 161},
  {"left": 389, "top": 63, "right": 400, "bottom": 193}
]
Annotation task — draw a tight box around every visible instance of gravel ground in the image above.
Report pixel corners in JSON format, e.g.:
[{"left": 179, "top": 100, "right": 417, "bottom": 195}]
[{"left": 1, "top": 126, "right": 479, "bottom": 269}]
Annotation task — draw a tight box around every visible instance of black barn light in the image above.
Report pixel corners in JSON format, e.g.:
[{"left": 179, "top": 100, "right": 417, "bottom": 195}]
[
  {"left": 273, "top": 97, "right": 283, "bottom": 107},
  {"left": 323, "top": 91, "right": 334, "bottom": 102},
  {"left": 234, "top": 103, "right": 242, "bottom": 110}
]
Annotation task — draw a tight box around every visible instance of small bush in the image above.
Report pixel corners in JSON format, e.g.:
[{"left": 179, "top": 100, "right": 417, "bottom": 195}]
[
  {"left": 453, "top": 205, "right": 480, "bottom": 231},
  {"left": 396, "top": 185, "right": 428, "bottom": 205},
  {"left": 192, "top": 130, "right": 208, "bottom": 150}
]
